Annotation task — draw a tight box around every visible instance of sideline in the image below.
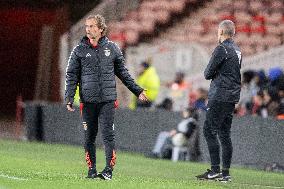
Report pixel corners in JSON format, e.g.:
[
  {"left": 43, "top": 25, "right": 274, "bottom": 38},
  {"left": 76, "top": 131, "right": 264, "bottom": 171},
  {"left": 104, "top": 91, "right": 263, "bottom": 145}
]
[
  {"left": 231, "top": 182, "right": 284, "bottom": 189},
  {"left": 0, "top": 173, "right": 27, "bottom": 181}
]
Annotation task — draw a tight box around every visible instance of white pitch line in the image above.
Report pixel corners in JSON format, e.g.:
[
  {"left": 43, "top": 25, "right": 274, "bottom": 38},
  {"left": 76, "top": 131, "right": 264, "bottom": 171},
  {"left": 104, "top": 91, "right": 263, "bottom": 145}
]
[
  {"left": 233, "top": 183, "right": 284, "bottom": 189},
  {"left": 0, "top": 174, "right": 27, "bottom": 181}
]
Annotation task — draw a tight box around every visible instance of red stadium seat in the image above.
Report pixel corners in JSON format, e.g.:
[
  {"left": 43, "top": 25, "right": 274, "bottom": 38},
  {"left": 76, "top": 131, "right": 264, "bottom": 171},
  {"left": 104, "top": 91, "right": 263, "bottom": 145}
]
[
  {"left": 233, "top": 1, "right": 248, "bottom": 11},
  {"left": 234, "top": 11, "right": 252, "bottom": 24},
  {"left": 107, "top": 0, "right": 284, "bottom": 57},
  {"left": 236, "top": 22, "right": 252, "bottom": 34}
]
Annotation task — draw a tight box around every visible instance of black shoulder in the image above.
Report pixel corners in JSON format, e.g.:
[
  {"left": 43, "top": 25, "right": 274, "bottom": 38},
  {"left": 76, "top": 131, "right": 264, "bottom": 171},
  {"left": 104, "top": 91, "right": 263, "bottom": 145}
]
[
  {"left": 218, "top": 44, "right": 228, "bottom": 54},
  {"left": 69, "top": 44, "right": 81, "bottom": 55},
  {"left": 211, "top": 44, "right": 226, "bottom": 56}
]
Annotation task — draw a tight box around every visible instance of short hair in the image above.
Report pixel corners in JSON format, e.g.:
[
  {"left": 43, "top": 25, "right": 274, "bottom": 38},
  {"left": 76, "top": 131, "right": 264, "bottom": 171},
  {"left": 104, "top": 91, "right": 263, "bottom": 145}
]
[
  {"left": 219, "top": 20, "right": 235, "bottom": 37},
  {"left": 86, "top": 14, "right": 107, "bottom": 36}
]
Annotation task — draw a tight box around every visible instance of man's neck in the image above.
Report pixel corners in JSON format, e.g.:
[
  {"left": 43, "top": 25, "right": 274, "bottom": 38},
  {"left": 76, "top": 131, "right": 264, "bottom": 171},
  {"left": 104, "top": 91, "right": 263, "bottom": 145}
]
[
  {"left": 89, "top": 38, "right": 99, "bottom": 47},
  {"left": 89, "top": 35, "right": 102, "bottom": 47}
]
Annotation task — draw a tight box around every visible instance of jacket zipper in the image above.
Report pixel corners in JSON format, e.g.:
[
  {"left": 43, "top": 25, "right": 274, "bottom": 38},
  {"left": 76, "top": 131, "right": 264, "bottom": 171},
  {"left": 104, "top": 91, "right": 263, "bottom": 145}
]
[{"left": 95, "top": 48, "right": 103, "bottom": 102}]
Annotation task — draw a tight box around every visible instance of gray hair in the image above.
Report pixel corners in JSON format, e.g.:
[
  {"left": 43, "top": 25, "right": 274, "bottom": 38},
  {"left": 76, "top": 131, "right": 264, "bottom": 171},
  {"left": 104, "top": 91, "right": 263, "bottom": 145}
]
[{"left": 219, "top": 20, "right": 235, "bottom": 37}]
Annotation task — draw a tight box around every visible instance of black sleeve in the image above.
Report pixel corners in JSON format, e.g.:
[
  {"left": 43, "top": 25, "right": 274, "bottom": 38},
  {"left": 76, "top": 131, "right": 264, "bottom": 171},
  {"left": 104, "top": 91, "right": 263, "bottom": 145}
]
[
  {"left": 64, "top": 46, "right": 81, "bottom": 104},
  {"left": 113, "top": 43, "right": 143, "bottom": 97},
  {"left": 204, "top": 45, "right": 226, "bottom": 80}
]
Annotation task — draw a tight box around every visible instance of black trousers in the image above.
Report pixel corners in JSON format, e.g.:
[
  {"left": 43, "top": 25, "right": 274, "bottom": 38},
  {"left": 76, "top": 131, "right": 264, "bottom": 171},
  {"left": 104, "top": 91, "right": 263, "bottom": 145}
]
[
  {"left": 203, "top": 100, "right": 235, "bottom": 170},
  {"left": 80, "top": 101, "right": 116, "bottom": 170}
]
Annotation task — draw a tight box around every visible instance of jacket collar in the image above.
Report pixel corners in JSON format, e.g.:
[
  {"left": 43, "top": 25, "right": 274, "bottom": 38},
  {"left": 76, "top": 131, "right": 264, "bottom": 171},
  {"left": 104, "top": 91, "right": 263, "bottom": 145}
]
[{"left": 222, "top": 38, "right": 233, "bottom": 44}]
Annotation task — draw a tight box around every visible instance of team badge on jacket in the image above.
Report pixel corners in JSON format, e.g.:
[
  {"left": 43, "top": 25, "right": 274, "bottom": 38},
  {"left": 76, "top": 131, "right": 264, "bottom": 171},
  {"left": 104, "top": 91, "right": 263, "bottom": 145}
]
[
  {"left": 104, "top": 49, "right": 110, "bottom": 57},
  {"left": 83, "top": 122, "right": 88, "bottom": 131}
]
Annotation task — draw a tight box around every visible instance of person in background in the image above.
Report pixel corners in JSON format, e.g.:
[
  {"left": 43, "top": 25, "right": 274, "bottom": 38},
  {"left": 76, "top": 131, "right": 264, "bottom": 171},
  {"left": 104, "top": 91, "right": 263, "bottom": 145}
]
[
  {"left": 156, "top": 97, "right": 173, "bottom": 111},
  {"left": 129, "top": 59, "right": 160, "bottom": 109},
  {"left": 267, "top": 68, "right": 284, "bottom": 117},
  {"left": 254, "top": 70, "right": 268, "bottom": 92},
  {"left": 276, "top": 83, "right": 284, "bottom": 120},
  {"left": 192, "top": 88, "right": 208, "bottom": 112},
  {"left": 167, "top": 72, "right": 189, "bottom": 112},
  {"left": 238, "top": 70, "right": 257, "bottom": 115},
  {"left": 147, "top": 108, "right": 199, "bottom": 160},
  {"left": 252, "top": 90, "right": 269, "bottom": 118},
  {"left": 73, "top": 85, "right": 80, "bottom": 106}
]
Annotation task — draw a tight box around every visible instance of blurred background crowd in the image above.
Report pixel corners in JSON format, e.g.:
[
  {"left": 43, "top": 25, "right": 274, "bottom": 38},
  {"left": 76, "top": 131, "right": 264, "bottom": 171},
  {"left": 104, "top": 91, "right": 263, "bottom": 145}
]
[{"left": 126, "top": 61, "right": 284, "bottom": 120}]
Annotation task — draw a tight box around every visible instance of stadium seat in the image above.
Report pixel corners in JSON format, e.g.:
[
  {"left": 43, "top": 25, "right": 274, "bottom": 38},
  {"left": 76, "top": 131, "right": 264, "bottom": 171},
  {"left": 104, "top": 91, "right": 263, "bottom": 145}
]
[
  {"left": 266, "top": 23, "right": 281, "bottom": 35},
  {"left": 153, "top": 0, "right": 284, "bottom": 56},
  {"left": 125, "top": 30, "right": 139, "bottom": 45},
  {"left": 249, "top": 0, "right": 264, "bottom": 12},
  {"left": 108, "top": 0, "right": 284, "bottom": 56},
  {"left": 233, "top": 1, "right": 248, "bottom": 11}
]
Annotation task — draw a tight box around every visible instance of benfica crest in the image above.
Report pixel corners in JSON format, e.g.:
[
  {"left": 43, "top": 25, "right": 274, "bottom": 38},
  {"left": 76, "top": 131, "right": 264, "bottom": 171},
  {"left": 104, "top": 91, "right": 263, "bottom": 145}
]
[
  {"left": 83, "top": 122, "right": 88, "bottom": 131},
  {"left": 104, "top": 49, "right": 111, "bottom": 57}
]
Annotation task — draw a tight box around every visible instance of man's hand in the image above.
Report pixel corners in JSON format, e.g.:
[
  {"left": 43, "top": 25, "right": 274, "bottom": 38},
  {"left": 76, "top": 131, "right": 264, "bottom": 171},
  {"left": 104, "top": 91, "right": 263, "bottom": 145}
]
[
  {"left": 138, "top": 90, "right": 148, "bottom": 102},
  {"left": 66, "top": 103, "right": 75, "bottom": 112}
]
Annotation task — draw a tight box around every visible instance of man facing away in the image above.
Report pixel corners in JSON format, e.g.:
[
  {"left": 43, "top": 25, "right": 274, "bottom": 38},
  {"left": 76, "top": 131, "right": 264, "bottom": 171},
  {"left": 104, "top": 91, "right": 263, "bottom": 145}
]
[
  {"left": 196, "top": 20, "right": 242, "bottom": 182},
  {"left": 65, "top": 14, "right": 148, "bottom": 180}
]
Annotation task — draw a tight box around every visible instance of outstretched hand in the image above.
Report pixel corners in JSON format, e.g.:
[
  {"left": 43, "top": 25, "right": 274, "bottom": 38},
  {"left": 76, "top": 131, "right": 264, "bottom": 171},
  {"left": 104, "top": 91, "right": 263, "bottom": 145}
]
[{"left": 138, "top": 90, "right": 148, "bottom": 102}]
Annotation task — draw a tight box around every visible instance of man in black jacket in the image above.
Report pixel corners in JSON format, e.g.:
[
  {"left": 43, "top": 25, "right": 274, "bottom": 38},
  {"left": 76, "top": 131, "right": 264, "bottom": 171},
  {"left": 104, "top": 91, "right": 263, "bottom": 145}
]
[
  {"left": 65, "top": 14, "right": 148, "bottom": 180},
  {"left": 196, "top": 20, "right": 242, "bottom": 182}
]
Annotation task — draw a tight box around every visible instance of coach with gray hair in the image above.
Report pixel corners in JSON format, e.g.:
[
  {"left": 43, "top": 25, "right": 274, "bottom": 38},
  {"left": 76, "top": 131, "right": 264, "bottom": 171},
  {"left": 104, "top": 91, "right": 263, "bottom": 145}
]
[{"left": 196, "top": 20, "right": 242, "bottom": 182}]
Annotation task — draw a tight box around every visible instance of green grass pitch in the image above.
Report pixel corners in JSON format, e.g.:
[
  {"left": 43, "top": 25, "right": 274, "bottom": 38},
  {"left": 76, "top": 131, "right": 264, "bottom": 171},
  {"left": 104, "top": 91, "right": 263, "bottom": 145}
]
[{"left": 0, "top": 139, "right": 283, "bottom": 189}]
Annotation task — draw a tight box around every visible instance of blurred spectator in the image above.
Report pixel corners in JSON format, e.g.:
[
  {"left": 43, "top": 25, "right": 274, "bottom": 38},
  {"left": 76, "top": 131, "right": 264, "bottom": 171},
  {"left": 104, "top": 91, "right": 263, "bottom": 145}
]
[
  {"left": 268, "top": 68, "right": 284, "bottom": 98},
  {"left": 267, "top": 67, "right": 284, "bottom": 117},
  {"left": 268, "top": 67, "right": 284, "bottom": 87},
  {"left": 252, "top": 90, "right": 269, "bottom": 118},
  {"left": 156, "top": 97, "right": 173, "bottom": 111},
  {"left": 74, "top": 85, "right": 80, "bottom": 106},
  {"left": 191, "top": 88, "right": 208, "bottom": 112},
  {"left": 276, "top": 82, "right": 284, "bottom": 120},
  {"left": 146, "top": 108, "right": 199, "bottom": 160},
  {"left": 238, "top": 70, "right": 258, "bottom": 114},
  {"left": 254, "top": 70, "right": 268, "bottom": 91},
  {"left": 129, "top": 59, "right": 160, "bottom": 109},
  {"left": 167, "top": 72, "right": 189, "bottom": 112},
  {"left": 237, "top": 67, "right": 284, "bottom": 119}
]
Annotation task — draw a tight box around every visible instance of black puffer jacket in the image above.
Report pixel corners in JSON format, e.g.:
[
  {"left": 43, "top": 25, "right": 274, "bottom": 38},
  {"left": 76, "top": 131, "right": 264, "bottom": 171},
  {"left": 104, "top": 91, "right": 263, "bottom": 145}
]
[
  {"left": 204, "top": 38, "right": 242, "bottom": 103},
  {"left": 65, "top": 36, "right": 143, "bottom": 104}
]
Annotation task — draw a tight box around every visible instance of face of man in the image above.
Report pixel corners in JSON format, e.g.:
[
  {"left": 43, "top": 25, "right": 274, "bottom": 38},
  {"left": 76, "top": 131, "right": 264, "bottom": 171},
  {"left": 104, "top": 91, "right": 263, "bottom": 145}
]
[{"left": 85, "top": 18, "right": 103, "bottom": 40}]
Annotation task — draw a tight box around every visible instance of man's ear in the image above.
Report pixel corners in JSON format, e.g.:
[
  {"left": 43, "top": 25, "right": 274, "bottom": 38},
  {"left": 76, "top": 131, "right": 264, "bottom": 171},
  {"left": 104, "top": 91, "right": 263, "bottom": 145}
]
[{"left": 220, "top": 29, "right": 224, "bottom": 36}]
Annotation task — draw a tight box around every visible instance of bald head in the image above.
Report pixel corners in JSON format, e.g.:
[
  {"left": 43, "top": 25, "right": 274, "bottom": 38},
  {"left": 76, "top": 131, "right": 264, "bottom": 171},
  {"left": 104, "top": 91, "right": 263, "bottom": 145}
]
[{"left": 219, "top": 20, "right": 235, "bottom": 37}]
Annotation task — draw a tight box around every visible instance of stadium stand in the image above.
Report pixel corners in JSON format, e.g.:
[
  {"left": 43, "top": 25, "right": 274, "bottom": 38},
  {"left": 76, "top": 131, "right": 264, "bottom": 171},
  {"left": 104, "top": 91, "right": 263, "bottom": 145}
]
[
  {"left": 108, "top": 0, "right": 203, "bottom": 48},
  {"left": 108, "top": 0, "right": 284, "bottom": 56}
]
